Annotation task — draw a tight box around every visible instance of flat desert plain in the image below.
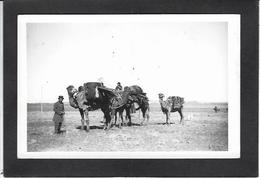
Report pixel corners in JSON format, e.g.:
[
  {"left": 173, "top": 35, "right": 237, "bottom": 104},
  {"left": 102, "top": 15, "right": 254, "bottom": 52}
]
[{"left": 27, "top": 102, "right": 228, "bottom": 152}]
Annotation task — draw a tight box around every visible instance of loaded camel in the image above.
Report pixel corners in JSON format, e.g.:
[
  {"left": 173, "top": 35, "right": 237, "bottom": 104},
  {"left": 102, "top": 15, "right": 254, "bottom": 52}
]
[
  {"left": 113, "top": 85, "right": 150, "bottom": 127},
  {"left": 67, "top": 82, "right": 113, "bottom": 131},
  {"left": 158, "top": 93, "right": 184, "bottom": 124}
]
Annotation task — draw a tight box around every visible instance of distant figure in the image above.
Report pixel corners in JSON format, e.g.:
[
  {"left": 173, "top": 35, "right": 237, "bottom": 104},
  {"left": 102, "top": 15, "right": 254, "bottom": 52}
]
[
  {"left": 53, "top": 96, "right": 65, "bottom": 134},
  {"left": 115, "top": 82, "right": 123, "bottom": 91},
  {"left": 213, "top": 106, "right": 220, "bottom": 113}
]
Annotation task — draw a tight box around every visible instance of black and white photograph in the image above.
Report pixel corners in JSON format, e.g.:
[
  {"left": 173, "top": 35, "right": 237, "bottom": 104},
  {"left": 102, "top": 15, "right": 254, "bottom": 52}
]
[{"left": 17, "top": 15, "right": 240, "bottom": 159}]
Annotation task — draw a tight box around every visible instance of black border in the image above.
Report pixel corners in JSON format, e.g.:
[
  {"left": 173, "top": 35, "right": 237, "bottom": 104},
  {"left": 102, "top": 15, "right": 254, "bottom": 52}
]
[{"left": 4, "top": 0, "right": 258, "bottom": 176}]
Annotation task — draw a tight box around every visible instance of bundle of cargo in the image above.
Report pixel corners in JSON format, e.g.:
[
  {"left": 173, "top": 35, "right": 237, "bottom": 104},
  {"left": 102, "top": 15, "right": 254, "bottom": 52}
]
[{"left": 168, "top": 96, "right": 184, "bottom": 110}]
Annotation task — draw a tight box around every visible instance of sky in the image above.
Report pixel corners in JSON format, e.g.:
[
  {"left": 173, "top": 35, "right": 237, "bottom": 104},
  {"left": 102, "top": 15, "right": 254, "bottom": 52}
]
[{"left": 26, "top": 18, "right": 228, "bottom": 103}]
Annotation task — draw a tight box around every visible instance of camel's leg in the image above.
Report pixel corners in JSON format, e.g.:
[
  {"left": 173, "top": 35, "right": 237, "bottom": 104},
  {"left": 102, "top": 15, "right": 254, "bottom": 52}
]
[
  {"left": 100, "top": 108, "right": 107, "bottom": 130},
  {"left": 120, "top": 107, "right": 125, "bottom": 128},
  {"left": 166, "top": 111, "right": 170, "bottom": 125},
  {"left": 79, "top": 109, "right": 85, "bottom": 130},
  {"left": 103, "top": 110, "right": 110, "bottom": 130},
  {"left": 145, "top": 107, "right": 150, "bottom": 123},
  {"left": 102, "top": 115, "right": 106, "bottom": 123},
  {"left": 103, "top": 119, "right": 107, "bottom": 130},
  {"left": 124, "top": 114, "right": 128, "bottom": 126},
  {"left": 111, "top": 110, "right": 117, "bottom": 127},
  {"left": 84, "top": 110, "right": 90, "bottom": 132},
  {"left": 126, "top": 108, "right": 131, "bottom": 126},
  {"left": 123, "top": 106, "right": 130, "bottom": 126},
  {"left": 125, "top": 107, "right": 130, "bottom": 126},
  {"left": 178, "top": 108, "right": 184, "bottom": 124},
  {"left": 115, "top": 109, "right": 123, "bottom": 128},
  {"left": 118, "top": 109, "right": 123, "bottom": 129},
  {"left": 102, "top": 108, "right": 107, "bottom": 130},
  {"left": 114, "top": 110, "right": 118, "bottom": 126},
  {"left": 120, "top": 110, "right": 124, "bottom": 126},
  {"left": 140, "top": 107, "right": 146, "bottom": 125},
  {"left": 106, "top": 109, "right": 114, "bottom": 130},
  {"left": 142, "top": 106, "right": 150, "bottom": 124}
]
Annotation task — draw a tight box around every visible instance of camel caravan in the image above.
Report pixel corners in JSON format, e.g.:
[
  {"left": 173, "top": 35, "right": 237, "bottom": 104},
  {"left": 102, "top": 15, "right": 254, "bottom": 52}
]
[
  {"left": 66, "top": 82, "right": 184, "bottom": 131},
  {"left": 67, "top": 82, "right": 150, "bottom": 131}
]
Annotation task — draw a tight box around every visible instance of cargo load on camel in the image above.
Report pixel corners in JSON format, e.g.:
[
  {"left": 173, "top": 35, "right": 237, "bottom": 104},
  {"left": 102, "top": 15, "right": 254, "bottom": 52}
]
[{"left": 168, "top": 96, "right": 185, "bottom": 110}]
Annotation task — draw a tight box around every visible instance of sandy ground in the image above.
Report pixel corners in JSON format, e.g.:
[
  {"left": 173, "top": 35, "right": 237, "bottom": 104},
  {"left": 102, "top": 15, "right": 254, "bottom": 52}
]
[{"left": 27, "top": 107, "right": 228, "bottom": 152}]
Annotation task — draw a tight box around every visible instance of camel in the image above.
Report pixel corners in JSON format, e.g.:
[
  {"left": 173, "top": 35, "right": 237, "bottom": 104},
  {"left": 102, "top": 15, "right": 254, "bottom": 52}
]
[
  {"left": 114, "top": 94, "right": 150, "bottom": 127},
  {"left": 158, "top": 93, "right": 184, "bottom": 124},
  {"left": 126, "top": 85, "right": 150, "bottom": 125},
  {"left": 113, "top": 101, "right": 131, "bottom": 127},
  {"left": 67, "top": 82, "right": 112, "bottom": 131},
  {"left": 112, "top": 85, "right": 150, "bottom": 127},
  {"left": 114, "top": 86, "right": 150, "bottom": 127}
]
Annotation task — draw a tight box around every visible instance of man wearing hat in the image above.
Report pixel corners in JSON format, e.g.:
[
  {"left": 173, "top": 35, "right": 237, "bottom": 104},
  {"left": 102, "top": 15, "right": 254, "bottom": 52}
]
[
  {"left": 115, "top": 82, "right": 123, "bottom": 91},
  {"left": 53, "top": 95, "right": 65, "bottom": 134}
]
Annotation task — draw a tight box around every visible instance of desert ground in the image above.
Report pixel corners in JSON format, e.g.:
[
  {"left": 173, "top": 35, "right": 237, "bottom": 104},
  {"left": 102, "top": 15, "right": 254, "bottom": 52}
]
[{"left": 27, "top": 102, "right": 228, "bottom": 152}]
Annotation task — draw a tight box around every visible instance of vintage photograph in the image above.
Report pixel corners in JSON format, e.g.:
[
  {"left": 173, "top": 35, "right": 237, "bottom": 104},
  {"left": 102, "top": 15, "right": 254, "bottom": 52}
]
[{"left": 17, "top": 15, "right": 240, "bottom": 158}]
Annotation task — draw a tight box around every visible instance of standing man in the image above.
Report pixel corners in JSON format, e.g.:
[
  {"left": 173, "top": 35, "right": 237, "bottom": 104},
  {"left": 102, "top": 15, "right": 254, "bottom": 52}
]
[
  {"left": 53, "top": 95, "right": 65, "bottom": 134},
  {"left": 115, "top": 82, "right": 123, "bottom": 91}
]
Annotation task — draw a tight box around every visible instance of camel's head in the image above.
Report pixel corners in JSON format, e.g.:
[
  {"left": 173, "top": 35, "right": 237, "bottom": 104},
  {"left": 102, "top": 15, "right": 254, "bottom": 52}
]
[
  {"left": 158, "top": 93, "right": 165, "bottom": 100},
  {"left": 66, "top": 85, "right": 78, "bottom": 97},
  {"left": 78, "top": 86, "right": 84, "bottom": 92}
]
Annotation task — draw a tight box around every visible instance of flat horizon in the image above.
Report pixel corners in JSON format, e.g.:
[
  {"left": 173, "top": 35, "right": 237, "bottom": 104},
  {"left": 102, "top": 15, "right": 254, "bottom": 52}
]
[{"left": 27, "top": 100, "right": 228, "bottom": 104}]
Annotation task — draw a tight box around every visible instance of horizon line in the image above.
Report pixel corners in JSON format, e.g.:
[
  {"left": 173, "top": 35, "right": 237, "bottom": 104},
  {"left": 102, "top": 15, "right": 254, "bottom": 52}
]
[{"left": 27, "top": 100, "right": 228, "bottom": 104}]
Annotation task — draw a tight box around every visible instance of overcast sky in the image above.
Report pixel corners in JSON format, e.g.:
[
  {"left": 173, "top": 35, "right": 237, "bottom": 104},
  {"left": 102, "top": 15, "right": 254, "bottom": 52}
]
[{"left": 26, "top": 19, "right": 227, "bottom": 103}]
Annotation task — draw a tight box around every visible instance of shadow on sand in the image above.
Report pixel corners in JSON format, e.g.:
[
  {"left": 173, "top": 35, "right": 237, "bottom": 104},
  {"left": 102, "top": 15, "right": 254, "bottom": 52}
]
[
  {"left": 76, "top": 122, "right": 180, "bottom": 130},
  {"left": 128, "top": 122, "right": 142, "bottom": 126},
  {"left": 114, "top": 122, "right": 143, "bottom": 127},
  {"left": 76, "top": 122, "right": 144, "bottom": 130},
  {"left": 100, "top": 121, "right": 143, "bottom": 127},
  {"left": 76, "top": 125, "right": 104, "bottom": 130},
  {"left": 155, "top": 122, "right": 176, "bottom": 125}
]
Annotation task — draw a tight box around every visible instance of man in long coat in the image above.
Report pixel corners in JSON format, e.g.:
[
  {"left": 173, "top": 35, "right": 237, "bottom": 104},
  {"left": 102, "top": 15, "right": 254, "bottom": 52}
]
[{"left": 53, "top": 95, "right": 65, "bottom": 134}]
